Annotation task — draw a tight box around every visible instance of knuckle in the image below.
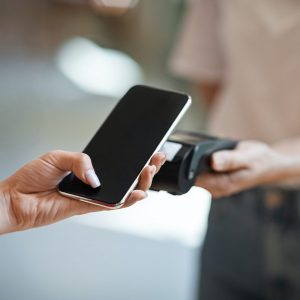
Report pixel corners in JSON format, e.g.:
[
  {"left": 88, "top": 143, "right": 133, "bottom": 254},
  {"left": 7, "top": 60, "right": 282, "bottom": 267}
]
[
  {"left": 77, "top": 153, "right": 91, "bottom": 165},
  {"left": 48, "top": 149, "right": 63, "bottom": 157},
  {"left": 41, "top": 150, "right": 63, "bottom": 161}
]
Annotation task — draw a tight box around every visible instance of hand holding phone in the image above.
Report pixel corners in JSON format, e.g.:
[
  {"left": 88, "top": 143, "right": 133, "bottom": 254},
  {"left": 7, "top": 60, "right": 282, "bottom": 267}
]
[
  {"left": 59, "top": 85, "right": 191, "bottom": 208},
  {"left": 0, "top": 150, "right": 167, "bottom": 235}
]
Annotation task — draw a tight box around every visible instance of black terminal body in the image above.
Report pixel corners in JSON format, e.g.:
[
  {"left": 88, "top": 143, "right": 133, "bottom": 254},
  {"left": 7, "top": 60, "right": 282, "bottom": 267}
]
[{"left": 151, "top": 131, "right": 238, "bottom": 195}]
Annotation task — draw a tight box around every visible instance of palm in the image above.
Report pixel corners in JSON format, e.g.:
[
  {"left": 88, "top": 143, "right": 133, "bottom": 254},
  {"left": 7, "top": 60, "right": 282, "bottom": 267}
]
[{"left": 7, "top": 158, "right": 100, "bottom": 229}]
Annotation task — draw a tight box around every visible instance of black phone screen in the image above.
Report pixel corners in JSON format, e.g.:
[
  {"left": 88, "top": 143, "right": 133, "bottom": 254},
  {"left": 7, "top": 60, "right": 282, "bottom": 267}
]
[{"left": 59, "top": 85, "right": 191, "bottom": 206}]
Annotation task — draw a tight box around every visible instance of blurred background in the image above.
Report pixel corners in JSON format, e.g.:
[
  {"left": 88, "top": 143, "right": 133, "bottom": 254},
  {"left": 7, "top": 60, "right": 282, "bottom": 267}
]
[{"left": 0, "top": 1, "right": 210, "bottom": 300}]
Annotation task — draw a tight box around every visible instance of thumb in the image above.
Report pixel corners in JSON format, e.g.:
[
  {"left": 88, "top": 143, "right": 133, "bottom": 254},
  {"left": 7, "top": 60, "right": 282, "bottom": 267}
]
[
  {"left": 211, "top": 149, "right": 248, "bottom": 172},
  {"left": 40, "top": 150, "right": 101, "bottom": 188}
]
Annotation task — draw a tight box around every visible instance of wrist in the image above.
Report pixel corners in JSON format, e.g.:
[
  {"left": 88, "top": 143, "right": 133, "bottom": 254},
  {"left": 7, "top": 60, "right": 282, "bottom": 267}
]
[
  {"left": 0, "top": 180, "right": 18, "bottom": 234},
  {"left": 270, "top": 145, "right": 300, "bottom": 184}
]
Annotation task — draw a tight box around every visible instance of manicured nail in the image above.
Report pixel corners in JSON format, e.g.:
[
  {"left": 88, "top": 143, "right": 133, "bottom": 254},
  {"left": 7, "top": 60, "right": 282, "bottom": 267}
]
[{"left": 85, "top": 169, "right": 101, "bottom": 188}]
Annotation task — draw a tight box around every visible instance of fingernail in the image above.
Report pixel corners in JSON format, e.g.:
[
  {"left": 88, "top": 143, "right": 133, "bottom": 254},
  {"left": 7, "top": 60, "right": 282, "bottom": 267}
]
[{"left": 85, "top": 169, "right": 101, "bottom": 188}]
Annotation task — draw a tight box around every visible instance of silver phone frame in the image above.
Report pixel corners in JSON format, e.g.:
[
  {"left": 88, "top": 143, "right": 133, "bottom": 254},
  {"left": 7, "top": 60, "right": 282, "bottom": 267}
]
[{"left": 59, "top": 96, "right": 192, "bottom": 209}]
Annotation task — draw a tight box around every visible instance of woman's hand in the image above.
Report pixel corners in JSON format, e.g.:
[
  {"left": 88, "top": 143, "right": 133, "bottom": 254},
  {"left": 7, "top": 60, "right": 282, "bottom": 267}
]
[
  {"left": 0, "top": 150, "right": 166, "bottom": 234},
  {"left": 196, "top": 140, "right": 296, "bottom": 198}
]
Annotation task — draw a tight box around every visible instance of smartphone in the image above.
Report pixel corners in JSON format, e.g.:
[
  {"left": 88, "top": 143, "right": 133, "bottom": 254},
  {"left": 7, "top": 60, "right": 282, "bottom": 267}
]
[{"left": 59, "top": 85, "right": 191, "bottom": 208}]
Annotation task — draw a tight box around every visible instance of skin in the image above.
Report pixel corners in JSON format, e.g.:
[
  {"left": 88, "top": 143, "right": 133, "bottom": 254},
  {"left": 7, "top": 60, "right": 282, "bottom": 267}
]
[
  {"left": 89, "top": 0, "right": 133, "bottom": 16},
  {"left": 196, "top": 140, "right": 300, "bottom": 198},
  {"left": 0, "top": 150, "right": 166, "bottom": 235},
  {"left": 195, "top": 83, "right": 300, "bottom": 199},
  {"left": 196, "top": 82, "right": 221, "bottom": 110}
]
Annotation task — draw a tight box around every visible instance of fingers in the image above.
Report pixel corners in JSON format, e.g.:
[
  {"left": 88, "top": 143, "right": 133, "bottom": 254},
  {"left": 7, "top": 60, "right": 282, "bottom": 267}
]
[
  {"left": 134, "top": 152, "right": 166, "bottom": 192},
  {"left": 150, "top": 152, "right": 167, "bottom": 174},
  {"left": 196, "top": 173, "right": 232, "bottom": 198},
  {"left": 121, "top": 153, "right": 166, "bottom": 208},
  {"left": 211, "top": 149, "right": 247, "bottom": 172},
  {"left": 211, "top": 141, "right": 271, "bottom": 172},
  {"left": 123, "top": 152, "right": 166, "bottom": 205},
  {"left": 47, "top": 150, "right": 166, "bottom": 215},
  {"left": 40, "top": 150, "right": 100, "bottom": 188},
  {"left": 122, "top": 190, "right": 148, "bottom": 208},
  {"left": 121, "top": 153, "right": 165, "bottom": 207},
  {"left": 136, "top": 165, "right": 156, "bottom": 191},
  {"left": 57, "top": 151, "right": 164, "bottom": 213},
  {"left": 196, "top": 168, "right": 251, "bottom": 199},
  {"left": 62, "top": 154, "right": 166, "bottom": 215},
  {"left": 196, "top": 172, "right": 238, "bottom": 199}
]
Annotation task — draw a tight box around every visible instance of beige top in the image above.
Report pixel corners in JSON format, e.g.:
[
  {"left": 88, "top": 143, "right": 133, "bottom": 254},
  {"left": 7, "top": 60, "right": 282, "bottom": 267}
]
[{"left": 170, "top": 0, "right": 300, "bottom": 144}]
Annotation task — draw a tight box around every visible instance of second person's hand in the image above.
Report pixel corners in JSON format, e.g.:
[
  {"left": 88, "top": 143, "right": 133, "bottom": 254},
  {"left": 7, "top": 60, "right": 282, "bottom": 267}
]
[{"left": 196, "top": 140, "right": 294, "bottom": 198}]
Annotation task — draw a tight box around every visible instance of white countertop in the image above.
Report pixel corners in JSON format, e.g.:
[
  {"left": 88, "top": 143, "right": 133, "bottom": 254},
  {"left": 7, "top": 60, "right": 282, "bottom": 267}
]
[{"left": 75, "top": 188, "right": 211, "bottom": 248}]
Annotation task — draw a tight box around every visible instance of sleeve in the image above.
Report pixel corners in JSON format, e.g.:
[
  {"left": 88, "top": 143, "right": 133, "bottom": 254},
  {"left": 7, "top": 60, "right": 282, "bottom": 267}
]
[{"left": 169, "top": 0, "right": 224, "bottom": 83}]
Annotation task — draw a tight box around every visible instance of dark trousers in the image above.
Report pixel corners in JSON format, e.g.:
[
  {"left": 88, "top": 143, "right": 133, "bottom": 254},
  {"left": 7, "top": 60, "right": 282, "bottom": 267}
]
[{"left": 199, "top": 188, "right": 300, "bottom": 300}]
